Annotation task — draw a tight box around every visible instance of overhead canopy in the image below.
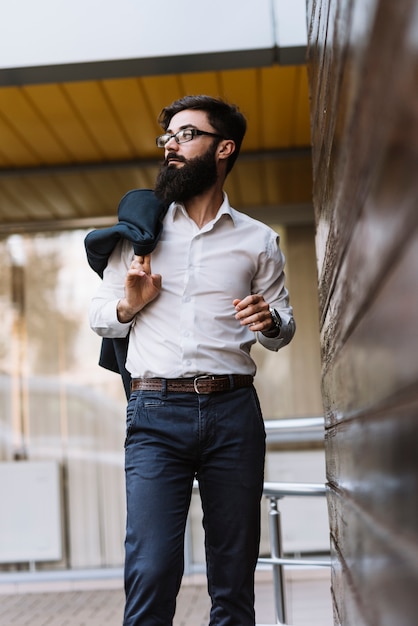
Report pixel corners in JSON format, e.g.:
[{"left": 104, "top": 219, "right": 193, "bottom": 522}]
[{"left": 0, "top": 0, "right": 313, "bottom": 233}]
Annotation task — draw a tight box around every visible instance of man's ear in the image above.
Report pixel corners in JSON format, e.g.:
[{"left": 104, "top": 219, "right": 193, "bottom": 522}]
[{"left": 217, "top": 139, "right": 236, "bottom": 161}]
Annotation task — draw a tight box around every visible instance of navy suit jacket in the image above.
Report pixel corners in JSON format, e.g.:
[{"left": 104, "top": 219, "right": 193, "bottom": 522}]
[{"left": 85, "top": 189, "right": 167, "bottom": 398}]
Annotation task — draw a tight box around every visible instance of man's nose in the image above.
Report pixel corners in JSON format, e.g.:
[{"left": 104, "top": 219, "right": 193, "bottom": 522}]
[{"left": 164, "top": 135, "right": 179, "bottom": 150}]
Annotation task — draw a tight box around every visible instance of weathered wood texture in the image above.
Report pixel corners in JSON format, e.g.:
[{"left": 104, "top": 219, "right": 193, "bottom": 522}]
[{"left": 307, "top": 1, "right": 418, "bottom": 624}]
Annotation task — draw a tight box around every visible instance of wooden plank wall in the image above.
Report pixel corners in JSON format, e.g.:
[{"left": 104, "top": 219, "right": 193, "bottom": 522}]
[{"left": 306, "top": 1, "right": 418, "bottom": 624}]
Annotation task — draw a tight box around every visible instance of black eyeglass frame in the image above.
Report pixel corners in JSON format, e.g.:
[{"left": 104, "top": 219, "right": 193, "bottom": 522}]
[{"left": 156, "top": 127, "right": 223, "bottom": 148}]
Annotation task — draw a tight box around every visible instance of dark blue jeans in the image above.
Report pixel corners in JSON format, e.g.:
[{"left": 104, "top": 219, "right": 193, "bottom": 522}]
[{"left": 123, "top": 385, "right": 266, "bottom": 626}]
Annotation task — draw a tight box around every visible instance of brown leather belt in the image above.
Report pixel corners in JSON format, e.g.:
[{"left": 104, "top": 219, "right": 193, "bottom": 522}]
[{"left": 130, "top": 374, "right": 253, "bottom": 395}]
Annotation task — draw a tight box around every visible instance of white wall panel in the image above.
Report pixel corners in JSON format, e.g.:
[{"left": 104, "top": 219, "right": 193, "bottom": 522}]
[{"left": 0, "top": 461, "right": 62, "bottom": 563}]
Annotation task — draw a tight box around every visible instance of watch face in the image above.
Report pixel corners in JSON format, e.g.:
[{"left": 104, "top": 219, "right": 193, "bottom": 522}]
[{"left": 270, "top": 308, "right": 282, "bottom": 329}]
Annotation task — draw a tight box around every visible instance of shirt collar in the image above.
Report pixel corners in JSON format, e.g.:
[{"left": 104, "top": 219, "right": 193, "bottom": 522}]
[{"left": 168, "top": 192, "right": 236, "bottom": 226}]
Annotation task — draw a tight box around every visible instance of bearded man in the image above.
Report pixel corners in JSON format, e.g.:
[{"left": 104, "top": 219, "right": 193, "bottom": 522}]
[{"left": 89, "top": 95, "right": 295, "bottom": 626}]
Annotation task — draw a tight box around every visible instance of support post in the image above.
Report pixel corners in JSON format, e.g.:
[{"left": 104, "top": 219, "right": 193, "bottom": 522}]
[{"left": 268, "top": 497, "right": 287, "bottom": 625}]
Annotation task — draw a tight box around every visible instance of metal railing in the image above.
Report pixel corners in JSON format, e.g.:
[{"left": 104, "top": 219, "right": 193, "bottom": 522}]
[
  {"left": 258, "top": 481, "right": 330, "bottom": 625},
  {"left": 258, "top": 417, "right": 330, "bottom": 626},
  {"left": 263, "top": 416, "right": 326, "bottom": 446}
]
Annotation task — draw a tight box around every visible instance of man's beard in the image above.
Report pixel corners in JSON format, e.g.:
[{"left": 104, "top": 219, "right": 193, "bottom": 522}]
[{"left": 154, "top": 142, "right": 219, "bottom": 205}]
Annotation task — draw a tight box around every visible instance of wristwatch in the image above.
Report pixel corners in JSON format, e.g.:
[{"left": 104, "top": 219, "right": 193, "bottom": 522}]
[
  {"left": 270, "top": 307, "right": 282, "bottom": 330},
  {"left": 263, "top": 307, "right": 282, "bottom": 337}
]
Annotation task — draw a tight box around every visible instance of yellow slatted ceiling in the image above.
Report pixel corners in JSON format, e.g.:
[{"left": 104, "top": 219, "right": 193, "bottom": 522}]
[{"left": 0, "top": 65, "right": 313, "bottom": 230}]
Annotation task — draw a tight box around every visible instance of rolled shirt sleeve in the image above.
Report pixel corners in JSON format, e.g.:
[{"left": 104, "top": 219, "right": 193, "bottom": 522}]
[
  {"left": 252, "top": 231, "right": 296, "bottom": 352},
  {"left": 258, "top": 311, "right": 296, "bottom": 351},
  {"left": 89, "top": 240, "right": 133, "bottom": 339}
]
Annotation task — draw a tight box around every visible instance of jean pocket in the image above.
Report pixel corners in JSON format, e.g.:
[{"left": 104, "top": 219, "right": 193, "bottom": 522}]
[
  {"left": 125, "top": 389, "right": 167, "bottom": 433},
  {"left": 125, "top": 392, "right": 142, "bottom": 443}
]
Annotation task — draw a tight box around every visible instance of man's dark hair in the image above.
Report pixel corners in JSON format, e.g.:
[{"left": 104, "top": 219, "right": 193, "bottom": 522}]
[{"left": 158, "top": 95, "right": 247, "bottom": 175}]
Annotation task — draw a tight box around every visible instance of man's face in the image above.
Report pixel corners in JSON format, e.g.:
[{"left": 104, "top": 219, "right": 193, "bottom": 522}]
[{"left": 154, "top": 109, "right": 220, "bottom": 205}]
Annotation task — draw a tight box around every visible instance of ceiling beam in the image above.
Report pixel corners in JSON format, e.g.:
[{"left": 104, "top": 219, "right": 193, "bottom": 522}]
[
  {"left": 0, "top": 147, "right": 311, "bottom": 179},
  {"left": 0, "top": 1, "right": 307, "bottom": 86}
]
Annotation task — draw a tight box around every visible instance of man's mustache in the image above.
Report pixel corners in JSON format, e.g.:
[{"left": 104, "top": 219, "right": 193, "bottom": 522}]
[{"left": 164, "top": 152, "right": 187, "bottom": 166}]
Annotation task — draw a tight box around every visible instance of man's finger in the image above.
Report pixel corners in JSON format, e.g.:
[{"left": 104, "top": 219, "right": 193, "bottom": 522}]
[{"left": 134, "top": 254, "right": 152, "bottom": 274}]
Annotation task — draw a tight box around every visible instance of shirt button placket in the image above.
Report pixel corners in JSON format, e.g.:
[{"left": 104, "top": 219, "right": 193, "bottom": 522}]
[{"left": 180, "top": 237, "right": 199, "bottom": 373}]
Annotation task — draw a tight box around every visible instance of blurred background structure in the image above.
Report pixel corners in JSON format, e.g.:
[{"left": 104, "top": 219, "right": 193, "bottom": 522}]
[{"left": 0, "top": 0, "right": 326, "bottom": 577}]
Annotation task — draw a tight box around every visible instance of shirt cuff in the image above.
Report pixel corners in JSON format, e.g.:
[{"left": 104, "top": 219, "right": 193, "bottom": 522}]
[
  {"left": 258, "top": 314, "right": 296, "bottom": 352},
  {"left": 90, "top": 299, "right": 133, "bottom": 338}
]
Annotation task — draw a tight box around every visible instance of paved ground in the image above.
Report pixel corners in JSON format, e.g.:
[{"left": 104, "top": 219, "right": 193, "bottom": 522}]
[{"left": 0, "top": 568, "right": 333, "bottom": 626}]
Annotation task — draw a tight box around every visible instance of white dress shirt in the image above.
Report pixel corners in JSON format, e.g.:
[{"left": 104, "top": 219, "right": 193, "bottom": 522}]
[{"left": 89, "top": 194, "right": 294, "bottom": 378}]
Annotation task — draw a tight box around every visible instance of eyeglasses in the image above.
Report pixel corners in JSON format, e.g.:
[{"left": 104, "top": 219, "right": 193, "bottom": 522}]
[{"left": 156, "top": 127, "right": 223, "bottom": 148}]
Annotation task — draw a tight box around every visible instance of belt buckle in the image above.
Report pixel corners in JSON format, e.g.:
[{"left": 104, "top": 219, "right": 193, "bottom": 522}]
[{"left": 193, "top": 375, "right": 214, "bottom": 394}]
